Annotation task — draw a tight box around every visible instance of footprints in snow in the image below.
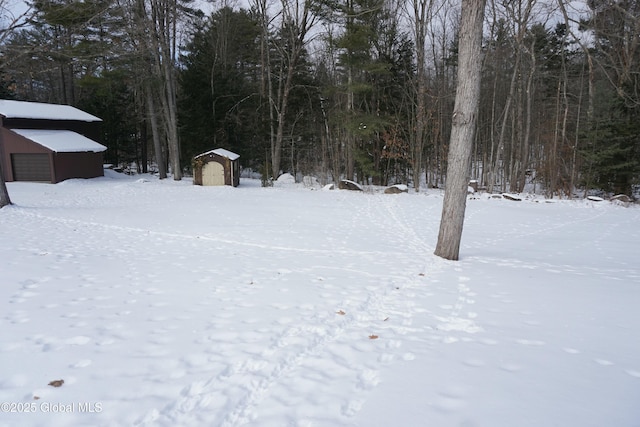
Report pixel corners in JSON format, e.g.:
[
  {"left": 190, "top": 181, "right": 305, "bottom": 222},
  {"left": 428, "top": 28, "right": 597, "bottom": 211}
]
[
  {"left": 431, "top": 274, "right": 640, "bottom": 384},
  {"left": 435, "top": 276, "right": 483, "bottom": 341}
]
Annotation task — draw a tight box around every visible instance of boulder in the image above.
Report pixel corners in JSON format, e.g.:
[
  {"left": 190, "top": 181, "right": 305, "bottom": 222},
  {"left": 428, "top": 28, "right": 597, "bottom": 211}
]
[
  {"left": 339, "top": 180, "right": 364, "bottom": 191},
  {"left": 502, "top": 193, "right": 522, "bottom": 201},
  {"left": 610, "top": 194, "right": 630, "bottom": 203},
  {"left": 384, "top": 184, "right": 408, "bottom": 194}
]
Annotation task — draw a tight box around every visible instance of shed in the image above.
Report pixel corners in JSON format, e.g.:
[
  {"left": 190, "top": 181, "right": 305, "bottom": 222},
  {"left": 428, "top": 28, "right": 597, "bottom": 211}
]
[
  {"left": 0, "top": 100, "right": 106, "bottom": 183},
  {"left": 193, "top": 148, "right": 240, "bottom": 187}
]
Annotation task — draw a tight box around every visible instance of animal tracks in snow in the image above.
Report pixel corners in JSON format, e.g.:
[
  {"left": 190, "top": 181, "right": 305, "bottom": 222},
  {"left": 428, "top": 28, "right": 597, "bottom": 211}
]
[
  {"left": 130, "top": 192, "right": 449, "bottom": 426},
  {"left": 2, "top": 180, "right": 639, "bottom": 427}
]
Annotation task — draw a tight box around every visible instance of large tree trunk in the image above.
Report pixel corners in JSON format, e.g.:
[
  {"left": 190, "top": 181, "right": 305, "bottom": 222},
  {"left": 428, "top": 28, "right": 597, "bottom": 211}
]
[
  {"left": 253, "top": 0, "right": 275, "bottom": 181},
  {"left": 0, "top": 126, "right": 11, "bottom": 208},
  {"left": 434, "top": 0, "right": 486, "bottom": 261},
  {"left": 145, "top": 87, "right": 167, "bottom": 179},
  {"left": 149, "top": 0, "right": 181, "bottom": 180},
  {"left": 0, "top": 162, "right": 11, "bottom": 208},
  {"left": 272, "top": 65, "right": 295, "bottom": 178}
]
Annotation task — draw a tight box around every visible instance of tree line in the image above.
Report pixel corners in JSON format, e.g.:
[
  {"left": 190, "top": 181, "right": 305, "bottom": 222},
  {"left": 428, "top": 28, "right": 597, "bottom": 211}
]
[{"left": 1, "top": 0, "right": 638, "bottom": 196}]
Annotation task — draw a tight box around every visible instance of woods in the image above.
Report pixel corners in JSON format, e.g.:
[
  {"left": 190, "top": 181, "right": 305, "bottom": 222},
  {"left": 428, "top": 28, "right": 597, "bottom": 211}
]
[{"left": 0, "top": 0, "right": 638, "bottom": 195}]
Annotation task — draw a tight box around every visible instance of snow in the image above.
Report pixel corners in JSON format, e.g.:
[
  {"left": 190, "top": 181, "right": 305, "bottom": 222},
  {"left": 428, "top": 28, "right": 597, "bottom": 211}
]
[
  {"left": 196, "top": 148, "right": 240, "bottom": 161},
  {"left": 11, "top": 129, "right": 107, "bottom": 153},
  {"left": 391, "top": 184, "right": 408, "bottom": 191},
  {"left": 341, "top": 179, "right": 364, "bottom": 191},
  {"left": 0, "top": 100, "right": 102, "bottom": 122},
  {"left": 1, "top": 173, "right": 639, "bottom": 427},
  {"left": 275, "top": 173, "right": 296, "bottom": 184},
  {"left": 212, "top": 148, "right": 240, "bottom": 161}
]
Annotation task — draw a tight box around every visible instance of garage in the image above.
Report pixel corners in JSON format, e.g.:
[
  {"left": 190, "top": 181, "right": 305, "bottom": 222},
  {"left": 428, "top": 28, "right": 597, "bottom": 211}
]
[
  {"left": 0, "top": 100, "right": 106, "bottom": 183},
  {"left": 11, "top": 153, "right": 51, "bottom": 181}
]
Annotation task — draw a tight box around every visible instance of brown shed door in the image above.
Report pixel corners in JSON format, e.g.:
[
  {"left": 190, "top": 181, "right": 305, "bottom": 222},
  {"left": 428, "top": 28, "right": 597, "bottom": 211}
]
[{"left": 11, "top": 154, "right": 51, "bottom": 182}]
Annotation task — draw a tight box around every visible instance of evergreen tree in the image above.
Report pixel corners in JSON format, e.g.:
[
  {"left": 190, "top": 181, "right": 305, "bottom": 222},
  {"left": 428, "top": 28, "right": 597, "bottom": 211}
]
[
  {"left": 178, "top": 8, "right": 264, "bottom": 169},
  {"left": 580, "top": 96, "right": 640, "bottom": 194},
  {"left": 76, "top": 70, "right": 140, "bottom": 169},
  {"left": 578, "top": 0, "right": 640, "bottom": 194}
]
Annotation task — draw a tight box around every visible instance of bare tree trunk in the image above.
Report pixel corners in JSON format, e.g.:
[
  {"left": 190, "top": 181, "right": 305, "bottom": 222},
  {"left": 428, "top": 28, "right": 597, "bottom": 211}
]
[
  {"left": 124, "top": 0, "right": 169, "bottom": 178},
  {"left": 550, "top": 80, "right": 561, "bottom": 197},
  {"left": 346, "top": 65, "right": 355, "bottom": 180},
  {"left": 0, "top": 3, "right": 34, "bottom": 207},
  {"left": 145, "top": 87, "right": 167, "bottom": 178},
  {"left": 253, "top": 0, "right": 275, "bottom": 180},
  {"left": 270, "top": 0, "right": 317, "bottom": 178},
  {"left": 410, "top": 0, "right": 435, "bottom": 192},
  {"left": 515, "top": 39, "right": 536, "bottom": 193},
  {"left": 0, "top": 160, "right": 11, "bottom": 208},
  {"left": 488, "top": 50, "right": 520, "bottom": 193},
  {"left": 557, "top": 0, "right": 595, "bottom": 197},
  {"left": 0, "top": 43, "right": 12, "bottom": 206},
  {"left": 434, "top": 0, "right": 486, "bottom": 261},
  {"left": 149, "top": 0, "right": 181, "bottom": 180},
  {"left": 273, "top": 64, "right": 295, "bottom": 178}
]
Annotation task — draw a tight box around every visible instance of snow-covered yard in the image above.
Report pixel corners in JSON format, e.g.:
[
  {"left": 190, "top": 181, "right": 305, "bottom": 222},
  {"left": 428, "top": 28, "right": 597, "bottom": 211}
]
[{"left": 1, "top": 172, "right": 639, "bottom": 427}]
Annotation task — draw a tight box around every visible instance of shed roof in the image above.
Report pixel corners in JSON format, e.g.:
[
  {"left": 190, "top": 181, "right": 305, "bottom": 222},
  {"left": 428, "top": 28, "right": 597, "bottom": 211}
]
[
  {"left": 0, "top": 99, "right": 102, "bottom": 122},
  {"left": 196, "top": 148, "right": 240, "bottom": 161},
  {"left": 11, "top": 129, "right": 107, "bottom": 153}
]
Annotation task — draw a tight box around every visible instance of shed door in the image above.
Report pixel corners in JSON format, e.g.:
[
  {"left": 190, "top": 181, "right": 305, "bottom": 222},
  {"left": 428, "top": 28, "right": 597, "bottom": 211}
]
[
  {"left": 11, "top": 154, "right": 51, "bottom": 182},
  {"left": 202, "top": 161, "right": 225, "bottom": 186}
]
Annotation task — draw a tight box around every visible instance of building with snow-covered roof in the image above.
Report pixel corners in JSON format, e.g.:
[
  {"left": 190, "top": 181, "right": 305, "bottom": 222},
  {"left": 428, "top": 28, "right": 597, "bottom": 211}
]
[
  {"left": 193, "top": 148, "right": 240, "bottom": 187},
  {"left": 0, "top": 100, "right": 106, "bottom": 183}
]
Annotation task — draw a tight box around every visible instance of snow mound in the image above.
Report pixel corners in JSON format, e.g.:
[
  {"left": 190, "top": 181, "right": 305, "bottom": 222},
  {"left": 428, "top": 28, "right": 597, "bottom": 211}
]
[{"left": 275, "top": 173, "right": 296, "bottom": 185}]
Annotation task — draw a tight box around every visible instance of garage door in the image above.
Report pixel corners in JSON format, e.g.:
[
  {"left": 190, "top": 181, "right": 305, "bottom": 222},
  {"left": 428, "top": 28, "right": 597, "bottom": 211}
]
[{"left": 11, "top": 153, "right": 51, "bottom": 182}]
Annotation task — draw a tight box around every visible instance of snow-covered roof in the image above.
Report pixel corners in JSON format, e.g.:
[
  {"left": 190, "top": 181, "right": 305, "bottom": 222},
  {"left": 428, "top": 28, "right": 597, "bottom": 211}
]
[
  {"left": 11, "top": 129, "right": 107, "bottom": 153},
  {"left": 0, "top": 99, "right": 102, "bottom": 122},
  {"left": 196, "top": 148, "right": 240, "bottom": 160}
]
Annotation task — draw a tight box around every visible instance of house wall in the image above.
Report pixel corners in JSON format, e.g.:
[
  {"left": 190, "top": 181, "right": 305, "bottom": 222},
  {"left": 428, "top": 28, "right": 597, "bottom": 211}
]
[{"left": 53, "top": 152, "right": 104, "bottom": 183}]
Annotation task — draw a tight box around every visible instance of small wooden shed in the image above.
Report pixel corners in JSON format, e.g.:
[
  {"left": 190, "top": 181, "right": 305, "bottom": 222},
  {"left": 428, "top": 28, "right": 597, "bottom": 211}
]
[{"left": 193, "top": 148, "right": 240, "bottom": 187}]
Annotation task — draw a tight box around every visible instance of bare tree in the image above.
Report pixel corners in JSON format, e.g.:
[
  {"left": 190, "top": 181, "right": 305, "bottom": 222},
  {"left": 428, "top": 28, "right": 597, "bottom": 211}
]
[
  {"left": 148, "top": 0, "right": 182, "bottom": 179},
  {"left": 406, "top": 0, "right": 438, "bottom": 191},
  {"left": 485, "top": 0, "right": 537, "bottom": 194},
  {"left": 434, "top": 0, "right": 485, "bottom": 260},
  {"left": 116, "top": 0, "right": 184, "bottom": 179},
  {"left": 270, "top": 0, "right": 320, "bottom": 179},
  {"left": 251, "top": 0, "right": 278, "bottom": 181},
  {"left": 0, "top": 2, "right": 34, "bottom": 208}
]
